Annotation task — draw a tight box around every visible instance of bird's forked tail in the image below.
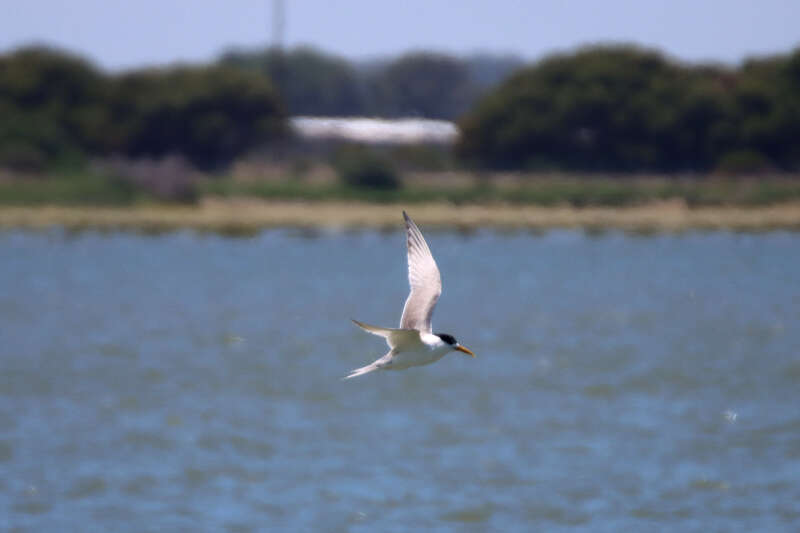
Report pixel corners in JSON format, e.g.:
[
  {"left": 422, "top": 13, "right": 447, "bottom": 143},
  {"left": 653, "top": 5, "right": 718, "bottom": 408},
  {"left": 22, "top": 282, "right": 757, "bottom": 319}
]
[{"left": 343, "top": 362, "right": 381, "bottom": 380}]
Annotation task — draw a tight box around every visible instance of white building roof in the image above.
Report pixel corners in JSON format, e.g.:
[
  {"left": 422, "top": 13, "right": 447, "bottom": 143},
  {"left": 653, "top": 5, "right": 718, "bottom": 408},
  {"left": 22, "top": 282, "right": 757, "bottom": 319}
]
[{"left": 290, "top": 116, "right": 459, "bottom": 145}]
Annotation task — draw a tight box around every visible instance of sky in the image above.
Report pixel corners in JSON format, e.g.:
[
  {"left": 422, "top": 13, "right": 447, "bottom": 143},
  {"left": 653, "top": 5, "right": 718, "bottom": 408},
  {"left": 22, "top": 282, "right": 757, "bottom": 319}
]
[{"left": 2, "top": 0, "right": 798, "bottom": 71}]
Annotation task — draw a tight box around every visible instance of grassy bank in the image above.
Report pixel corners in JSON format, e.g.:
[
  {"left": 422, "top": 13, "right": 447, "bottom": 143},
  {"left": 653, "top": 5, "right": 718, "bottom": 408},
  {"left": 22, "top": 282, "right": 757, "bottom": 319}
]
[
  {"left": 3, "top": 173, "right": 800, "bottom": 208},
  {"left": 3, "top": 199, "right": 800, "bottom": 233},
  {"left": 2, "top": 173, "right": 800, "bottom": 232},
  {"left": 200, "top": 176, "right": 800, "bottom": 208},
  {"left": 0, "top": 173, "right": 144, "bottom": 206}
]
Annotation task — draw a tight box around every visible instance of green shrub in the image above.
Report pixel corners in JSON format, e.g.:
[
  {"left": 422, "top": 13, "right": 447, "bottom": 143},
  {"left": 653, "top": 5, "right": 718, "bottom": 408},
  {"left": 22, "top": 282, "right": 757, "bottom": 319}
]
[
  {"left": 334, "top": 147, "right": 400, "bottom": 190},
  {"left": 0, "top": 142, "right": 48, "bottom": 172},
  {"left": 457, "top": 45, "right": 800, "bottom": 172},
  {"left": 0, "top": 173, "right": 139, "bottom": 206},
  {"left": 102, "top": 155, "right": 199, "bottom": 203},
  {"left": 388, "top": 144, "right": 454, "bottom": 171},
  {"left": 714, "top": 150, "right": 773, "bottom": 175}
]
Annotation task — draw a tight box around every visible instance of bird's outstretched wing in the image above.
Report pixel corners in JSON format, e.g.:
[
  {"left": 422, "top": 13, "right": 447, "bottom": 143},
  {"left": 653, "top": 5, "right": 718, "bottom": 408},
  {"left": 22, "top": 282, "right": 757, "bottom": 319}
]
[
  {"left": 351, "top": 320, "right": 420, "bottom": 350},
  {"left": 399, "top": 211, "right": 441, "bottom": 333}
]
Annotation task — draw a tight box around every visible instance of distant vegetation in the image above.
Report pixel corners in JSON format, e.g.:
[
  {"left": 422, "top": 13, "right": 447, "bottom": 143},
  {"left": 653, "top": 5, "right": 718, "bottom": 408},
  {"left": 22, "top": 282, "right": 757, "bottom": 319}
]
[
  {"left": 459, "top": 46, "right": 800, "bottom": 173},
  {"left": 219, "top": 47, "right": 522, "bottom": 119},
  {"left": 1, "top": 43, "right": 799, "bottom": 209},
  {"left": 199, "top": 175, "right": 800, "bottom": 208},
  {"left": 0, "top": 45, "right": 522, "bottom": 179},
  {"left": 220, "top": 47, "right": 366, "bottom": 116},
  {"left": 0, "top": 47, "right": 286, "bottom": 172},
  {"left": 332, "top": 145, "right": 401, "bottom": 190}
]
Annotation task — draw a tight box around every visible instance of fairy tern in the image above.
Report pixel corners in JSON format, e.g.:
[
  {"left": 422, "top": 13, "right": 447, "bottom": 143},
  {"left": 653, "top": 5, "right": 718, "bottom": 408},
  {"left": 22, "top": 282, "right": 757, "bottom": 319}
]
[{"left": 344, "top": 211, "right": 475, "bottom": 379}]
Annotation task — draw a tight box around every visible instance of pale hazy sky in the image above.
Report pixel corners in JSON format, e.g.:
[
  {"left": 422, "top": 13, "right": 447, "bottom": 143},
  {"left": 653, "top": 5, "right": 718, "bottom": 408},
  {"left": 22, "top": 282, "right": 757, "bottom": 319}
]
[{"left": 2, "top": 0, "right": 798, "bottom": 70}]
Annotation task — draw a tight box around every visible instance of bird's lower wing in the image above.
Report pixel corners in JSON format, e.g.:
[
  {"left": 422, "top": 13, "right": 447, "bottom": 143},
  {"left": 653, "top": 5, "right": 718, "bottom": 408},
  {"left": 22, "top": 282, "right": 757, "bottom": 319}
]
[{"left": 351, "top": 319, "right": 419, "bottom": 349}]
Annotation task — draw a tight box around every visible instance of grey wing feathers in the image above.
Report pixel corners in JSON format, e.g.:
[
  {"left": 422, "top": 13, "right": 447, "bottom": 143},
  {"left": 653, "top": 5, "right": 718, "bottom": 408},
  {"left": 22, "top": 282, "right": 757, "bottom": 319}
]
[
  {"left": 399, "top": 211, "right": 441, "bottom": 333},
  {"left": 351, "top": 320, "right": 421, "bottom": 350}
]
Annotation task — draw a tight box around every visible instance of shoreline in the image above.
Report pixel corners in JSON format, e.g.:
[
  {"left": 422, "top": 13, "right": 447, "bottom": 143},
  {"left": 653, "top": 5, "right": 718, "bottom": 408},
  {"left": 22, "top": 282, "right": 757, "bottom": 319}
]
[{"left": 2, "top": 199, "right": 800, "bottom": 233}]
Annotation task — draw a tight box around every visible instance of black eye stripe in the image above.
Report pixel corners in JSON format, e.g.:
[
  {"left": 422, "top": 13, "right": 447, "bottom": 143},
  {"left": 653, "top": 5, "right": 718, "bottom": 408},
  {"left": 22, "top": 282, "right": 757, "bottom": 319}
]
[{"left": 435, "top": 333, "right": 457, "bottom": 345}]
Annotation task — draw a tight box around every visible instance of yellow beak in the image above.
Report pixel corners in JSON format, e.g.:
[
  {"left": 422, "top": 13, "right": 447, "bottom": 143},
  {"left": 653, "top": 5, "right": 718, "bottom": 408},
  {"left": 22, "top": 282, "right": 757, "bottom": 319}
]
[{"left": 455, "top": 345, "right": 476, "bottom": 358}]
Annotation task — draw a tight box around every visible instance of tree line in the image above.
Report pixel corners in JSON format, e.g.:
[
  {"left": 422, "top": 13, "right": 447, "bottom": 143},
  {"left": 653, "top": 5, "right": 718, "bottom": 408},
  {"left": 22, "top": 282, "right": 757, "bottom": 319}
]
[
  {"left": 218, "top": 47, "right": 522, "bottom": 119},
  {"left": 1, "top": 44, "right": 798, "bottom": 174},
  {"left": 0, "top": 47, "right": 286, "bottom": 171},
  {"left": 459, "top": 46, "right": 800, "bottom": 173},
  {"left": 0, "top": 45, "right": 520, "bottom": 172}
]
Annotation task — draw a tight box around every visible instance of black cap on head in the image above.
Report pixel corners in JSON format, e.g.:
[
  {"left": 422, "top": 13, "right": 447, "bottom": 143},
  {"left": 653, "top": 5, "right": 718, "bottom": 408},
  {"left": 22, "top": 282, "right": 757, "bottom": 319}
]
[{"left": 435, "top": 333, "right": 457, "bottom": 346}]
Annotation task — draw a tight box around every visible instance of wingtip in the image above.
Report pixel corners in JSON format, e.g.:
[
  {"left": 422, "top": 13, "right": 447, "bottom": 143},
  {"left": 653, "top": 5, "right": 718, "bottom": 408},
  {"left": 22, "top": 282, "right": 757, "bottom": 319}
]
[
  {"left": 402, "top": 210, "right": 410, "bottom": 222},
  {"left": 351, "top": 318, "right": 369, "bottom": 330}
]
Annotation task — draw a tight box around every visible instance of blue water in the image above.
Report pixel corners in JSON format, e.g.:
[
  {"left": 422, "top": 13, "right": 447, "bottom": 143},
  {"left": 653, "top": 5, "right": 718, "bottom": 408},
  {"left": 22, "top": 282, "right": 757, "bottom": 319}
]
[{"left": 1, "top": 228, "right": 799, "bottom": 532}]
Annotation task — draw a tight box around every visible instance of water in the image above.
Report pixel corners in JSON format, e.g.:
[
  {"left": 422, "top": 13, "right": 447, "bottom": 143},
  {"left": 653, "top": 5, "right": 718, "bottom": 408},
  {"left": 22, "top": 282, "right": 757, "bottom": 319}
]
[{"left": 1, "top": 228, "right": 799, "bottom": 532}]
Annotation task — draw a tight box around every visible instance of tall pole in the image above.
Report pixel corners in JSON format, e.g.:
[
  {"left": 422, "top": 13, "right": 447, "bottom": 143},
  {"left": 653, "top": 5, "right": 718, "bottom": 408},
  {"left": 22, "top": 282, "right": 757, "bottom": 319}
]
[
  {"left": 271, "top": 0, "right": 287, "bottom": 158},
  {"left": 272, "top": 0, "right": 285, "bottom": 51},
  {"left": 270, "top": 0, "right": 287, "bottom": 95}
]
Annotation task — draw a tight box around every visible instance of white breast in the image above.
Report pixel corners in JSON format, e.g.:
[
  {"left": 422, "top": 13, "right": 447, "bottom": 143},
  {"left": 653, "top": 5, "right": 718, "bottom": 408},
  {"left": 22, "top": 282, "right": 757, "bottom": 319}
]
[{"left": 388, "top": 333, "right": 450, "bottom": 370}]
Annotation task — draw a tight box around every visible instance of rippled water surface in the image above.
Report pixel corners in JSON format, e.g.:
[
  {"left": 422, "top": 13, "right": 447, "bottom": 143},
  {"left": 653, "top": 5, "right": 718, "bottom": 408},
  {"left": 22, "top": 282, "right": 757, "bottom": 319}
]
[{"left": 1, "top": 228, "right": 799, "bottom": 532}]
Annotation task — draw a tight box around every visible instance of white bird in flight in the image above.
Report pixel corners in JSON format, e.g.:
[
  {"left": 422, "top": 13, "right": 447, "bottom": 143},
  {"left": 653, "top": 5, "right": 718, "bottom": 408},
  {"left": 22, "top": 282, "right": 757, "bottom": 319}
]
[{"left": 344, "top": 211, "right": 475, "bottom": 379}]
